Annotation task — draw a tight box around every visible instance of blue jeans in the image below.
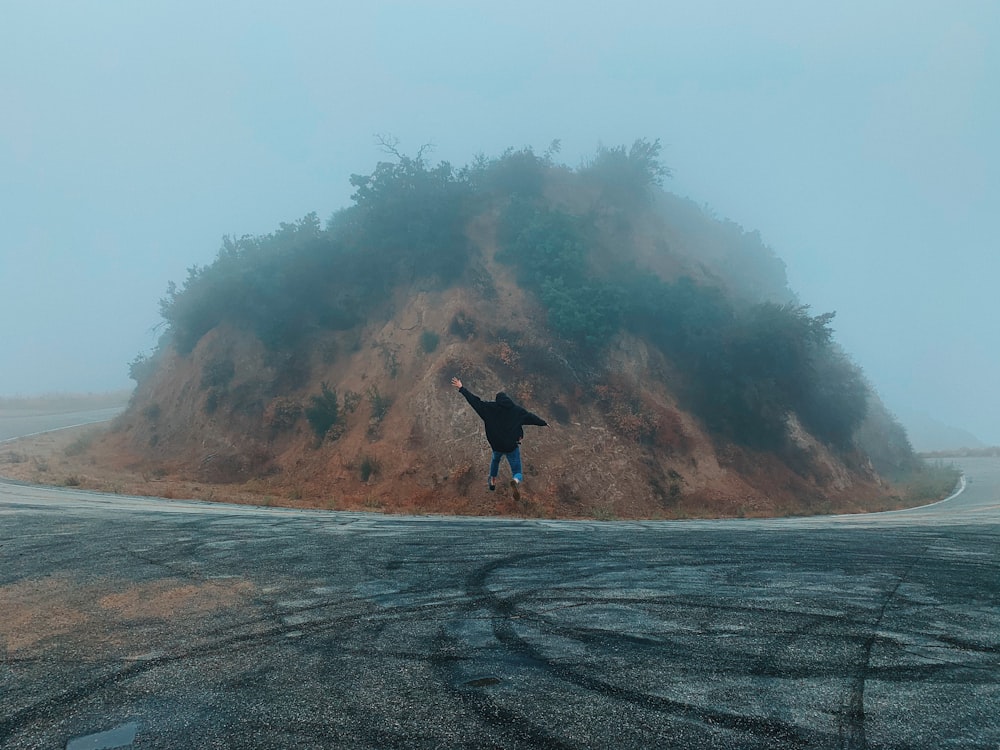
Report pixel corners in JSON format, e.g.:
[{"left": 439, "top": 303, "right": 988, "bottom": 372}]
[{"left": 489, "top": 446, "right": 523, "bottom": 482}]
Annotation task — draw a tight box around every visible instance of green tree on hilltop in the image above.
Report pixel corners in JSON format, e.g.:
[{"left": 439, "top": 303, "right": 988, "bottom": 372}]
[{"left": 582, "top": 137, "right": 671, "bottom": 209}]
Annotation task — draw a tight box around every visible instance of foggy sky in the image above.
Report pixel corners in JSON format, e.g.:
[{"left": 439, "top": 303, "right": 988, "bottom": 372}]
[{"left": 2, "top": 1, "right": 998, "bottom": 443}]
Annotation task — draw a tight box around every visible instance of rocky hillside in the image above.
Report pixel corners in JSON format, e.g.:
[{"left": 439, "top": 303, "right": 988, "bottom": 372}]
[{"left": 101, "top": 140, "right": 924, "bottom": 518}]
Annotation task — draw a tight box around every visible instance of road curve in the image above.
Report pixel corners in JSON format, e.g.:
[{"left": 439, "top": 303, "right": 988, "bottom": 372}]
[
  {"left": 0, "top": 406, "right": 124, "bottom": 443},
  {"left": 0, "top": 413, "right": 997, "bottom": 749}
]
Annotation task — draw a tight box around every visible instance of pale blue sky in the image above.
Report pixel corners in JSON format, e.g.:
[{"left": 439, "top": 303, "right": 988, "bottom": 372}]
[{"left": 2, "top": 1, "right": 997, "bottom": 442}]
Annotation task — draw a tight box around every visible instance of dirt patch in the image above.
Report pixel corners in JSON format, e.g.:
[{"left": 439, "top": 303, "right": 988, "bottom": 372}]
[
  {"left": 0, "top": 574, "right": 254, "bottom": 658},
  {"left": 0, "top": 576, "right": 90, "bottom": 652},
  {"left": 98, "top": 579, "right": 254, "bottom": 621}
]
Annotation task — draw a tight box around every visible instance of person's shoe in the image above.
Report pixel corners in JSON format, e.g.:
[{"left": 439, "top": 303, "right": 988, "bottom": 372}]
[
  {"left": 510, "top": 478, "right": 521, "bottom": 501},
  {"left": 487, "top": 478, "right": 496, "bottom": 492}
]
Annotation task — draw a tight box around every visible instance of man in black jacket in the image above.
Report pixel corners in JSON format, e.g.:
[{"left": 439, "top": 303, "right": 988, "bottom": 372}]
[{"left": 452, "top": 377, "right": 547, "bottom": 499}]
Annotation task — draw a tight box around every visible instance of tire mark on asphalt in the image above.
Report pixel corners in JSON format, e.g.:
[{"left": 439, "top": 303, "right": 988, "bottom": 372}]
[
  {"left": 524, "top": 599, "right": 999, "bottom": 686},
  {"left": 122, "top": 543, "right": 211, "bottom": 583},
  {"left": 463, "top": 551, "right": 828, "bottom": 749},
  {"left": 430, "top": 615, "right": 579, "bottom": 750},
  {"left": 837, "top": 556, "right": 919, "bottom": 750},
  {"left": 0, "top": 595, "right": 466, "bottom": 743},
  {"left": 493, "top": 615, "right": 821, "bottom": 747},
  {"left": 421, "top": 550, "right": 590, "bottom": 749}
]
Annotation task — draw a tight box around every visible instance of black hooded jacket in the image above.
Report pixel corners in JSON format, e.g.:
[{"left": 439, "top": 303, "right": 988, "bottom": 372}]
[{"left": 458, "top": 387, "right": 547, "bottom": 453}]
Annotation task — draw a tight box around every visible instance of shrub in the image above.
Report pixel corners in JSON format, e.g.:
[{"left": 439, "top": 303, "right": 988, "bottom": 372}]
[
  {"left": 498, "top": 205, "right": 589, "bottom": 286},
  {"left": 375, "top": 342, "right": 400, "bottom": 377},
  {"left": 359, "top": 454, "right": 381, "bottom": 482},
  {"left": 305, "top": 382, "right": 339, "bottom": 439},
  {"left": 462, "top": 145, "right": 551, "bottom": 199},
  {"left": 128, "top": 352, "right": 157, "bottom": 384},
  {"left": 420, "top": 330, "right": 440, "bottom": 353},
  {"left": 64, "top": 432, "right": 95, "bottom": 457},
  {"left": 341, "top": 390, "right": 362, "bottom": 414},
  {"left": 794, "top": 348, "right": 869, "bottom": 448},
  {"left": 855, "top": 398, "right": 920, "bottom": 478},
  {"left": 595, "top": 379, "right": 658, "bottom": 443},
  {"left": 497, "top": 202, "right": 621, "bottom": 352},
  {"left": 540, "top": 279, "right": 622, "bottom": 350},
  {"left": 449, "top": 311, "right": 477, "bottom": 339},
  {"left": 367, "top": 386, "right": 391, "bottom": 422},
  {"left": 580, "top": 137, "right": 670, "bottom": 209},
  {"left": 548, "top": 402, "right": 570, "bottom": 424},
  {"left": 204, "top": 390, "right": 220, "bottom": 415},
  {"left": 495, "top": 339, "right": 518, "bottom": 367},
  {"left": 348, "top": 144, "right": 474, "bottom": 284},
  {"left": 201, "top": 358, "right": 235, "bottom": 390},
  {"left": 265, "top": 397, "right": 302, "bottom": 434},
  {"left": 897, "top": 461, "right": 962, "bottom": 505}
]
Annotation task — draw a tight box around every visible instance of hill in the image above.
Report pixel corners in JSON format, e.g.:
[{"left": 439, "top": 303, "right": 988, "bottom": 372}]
[
  {"left": 94, "top": 140, "right": 947, "bottom": 518},
  {"left": 896, "top": 409, "right": 985, "bottom": 453}
]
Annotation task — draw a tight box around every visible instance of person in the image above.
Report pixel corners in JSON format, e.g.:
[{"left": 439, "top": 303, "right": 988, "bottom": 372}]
[{"left": 451, "top": 377, "right": 547, "bottom": 499}]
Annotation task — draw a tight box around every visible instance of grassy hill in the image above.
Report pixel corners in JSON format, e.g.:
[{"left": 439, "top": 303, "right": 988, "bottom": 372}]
[{"left": 94, "top": 140, "right": 949, "bottom": 518}]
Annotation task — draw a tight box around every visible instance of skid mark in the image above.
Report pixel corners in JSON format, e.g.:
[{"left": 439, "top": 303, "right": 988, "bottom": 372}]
[
  {"left": 837, "top": 560, "right": 916, "bottom": 750},
  {"left": 461, "top": 550, "right": 827, "bottom": 748}
]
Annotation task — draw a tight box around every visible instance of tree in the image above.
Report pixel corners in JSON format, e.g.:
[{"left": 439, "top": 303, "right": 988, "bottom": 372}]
[
  {"left": 348, "top": 140, "right": 473, "bottom": 283},
  {"left": 582, "top": 137, "right": 671, "bottom": 208}
]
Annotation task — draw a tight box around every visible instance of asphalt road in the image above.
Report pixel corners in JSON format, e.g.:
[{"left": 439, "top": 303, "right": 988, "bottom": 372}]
[
  {"left": 0, "top": 407, "right": 124, "bottom": 443},
  {"left": 0, "top": 414, "right": 997, "bottom": 749}
]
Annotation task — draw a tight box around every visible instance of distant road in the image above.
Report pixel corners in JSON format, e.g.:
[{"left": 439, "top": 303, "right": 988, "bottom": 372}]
[
  {"left": 0, "top": 406, "right": 123, "bottom": 442},
  {"left": 1, "top": 412, "right": 998, "bottom": 749}
]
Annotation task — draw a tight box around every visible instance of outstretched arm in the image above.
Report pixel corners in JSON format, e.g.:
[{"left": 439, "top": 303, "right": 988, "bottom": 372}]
[
  {"left": 523, "top": 410, "right": 548, "bottom": 427},
  {"left": 452, "top": 377, "right": 487, "bottom": 418}
]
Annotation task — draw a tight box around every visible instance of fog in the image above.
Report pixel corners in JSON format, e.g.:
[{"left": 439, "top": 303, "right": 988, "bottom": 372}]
[{"left": 2, "top": 1, "right": 997, "bottom": 444}]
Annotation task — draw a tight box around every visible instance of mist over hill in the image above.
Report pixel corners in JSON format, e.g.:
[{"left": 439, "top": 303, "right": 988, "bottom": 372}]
[
  {"left": 107, "top": 140, "right": 942, "bottom": 518},
  {"left": 898, "top": 409, "right": 986, "bottom": 453}
]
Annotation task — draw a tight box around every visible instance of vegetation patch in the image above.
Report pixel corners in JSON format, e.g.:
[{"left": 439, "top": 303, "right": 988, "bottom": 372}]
[
  {"left": 375, "top": 342, "right": 400, "bottom": 378},
  {"left": 366, "top": 386, "right": 392, "bottom": 440},
  {"left": 265, "top": 397, "right": 302, "bottom": 435},
  {"left": 305, "top": 383, "right": 340, "bottom": 440},
  {"left": 64, "top": 430, "right": 96, "bottom": 457},
  {"left": 201, "top": 358, "right": 235, "bottom": 390},
  {"left": 341, "top": 390, "right": 362, "bottom": 415},
  {"left": 358, "top": 454, "right": 381, "bottom": 482},
  {"left": 896, "top": 461, "right": 962, "bottom": 505},
  {"left": 449, "top": 311, "right": 477, "bottom": 339},
  {"left": 420, "top": 330, "right": 440, "bottom": 353},
  {"left": 367, "top": 386, "right": 391, "bottom": 423}
]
